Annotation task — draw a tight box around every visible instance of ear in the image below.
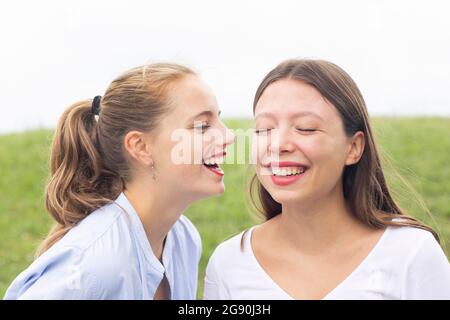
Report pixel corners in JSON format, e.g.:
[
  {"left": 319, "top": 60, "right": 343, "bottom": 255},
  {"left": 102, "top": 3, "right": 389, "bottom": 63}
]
[
  {"left": 123, "top": 131, "right": 154, "bottom": 167},
  {"left": 345, "top": 131, "right": 365, "bottom": 166}
]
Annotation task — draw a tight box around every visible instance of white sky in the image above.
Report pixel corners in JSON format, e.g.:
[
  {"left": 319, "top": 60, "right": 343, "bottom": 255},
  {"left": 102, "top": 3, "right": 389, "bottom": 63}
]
[{"left": 1, "top": 0, "right": 449, "bottom": 133}]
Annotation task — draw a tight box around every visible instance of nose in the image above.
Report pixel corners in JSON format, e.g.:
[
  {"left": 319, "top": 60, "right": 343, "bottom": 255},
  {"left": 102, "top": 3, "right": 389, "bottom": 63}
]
[
  {"left": 222, "top": 125, "right": 235, "bottom": 148},
  {"left": 268, "top": 128, "right": 295, "bottom": 155}
]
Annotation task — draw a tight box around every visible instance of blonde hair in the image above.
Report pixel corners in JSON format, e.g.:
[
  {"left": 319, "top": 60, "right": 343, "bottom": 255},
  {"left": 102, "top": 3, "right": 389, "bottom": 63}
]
[{"left": 36, "top": 63, "right": 195, "bottom": 257}]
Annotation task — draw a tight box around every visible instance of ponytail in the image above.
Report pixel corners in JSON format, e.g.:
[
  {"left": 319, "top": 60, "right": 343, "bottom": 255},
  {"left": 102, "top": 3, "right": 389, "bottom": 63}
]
[{"left": 36, "top": 100, "right": 122, "bottom": 257}]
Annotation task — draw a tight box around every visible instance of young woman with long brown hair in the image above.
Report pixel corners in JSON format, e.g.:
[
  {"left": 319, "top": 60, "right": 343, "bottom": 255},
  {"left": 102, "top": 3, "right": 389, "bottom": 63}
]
[
  {"left": 204, "top": 59, "right": 450, "bottom": 299},
  {"left": 4, "top": 63, "right": 234, "bottom": 299}
]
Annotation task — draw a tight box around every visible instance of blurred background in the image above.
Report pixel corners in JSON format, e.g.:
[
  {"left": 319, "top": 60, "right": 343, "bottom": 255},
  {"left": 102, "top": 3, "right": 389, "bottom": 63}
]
[{"left": 1, "top": 0, "right": 449, "bottom": 298}]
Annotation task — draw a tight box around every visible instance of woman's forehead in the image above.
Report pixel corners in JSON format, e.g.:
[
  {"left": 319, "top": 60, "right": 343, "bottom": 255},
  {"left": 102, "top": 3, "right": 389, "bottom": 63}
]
[{"left": 255, "top": 80, "right": 339, "bottom": 122}]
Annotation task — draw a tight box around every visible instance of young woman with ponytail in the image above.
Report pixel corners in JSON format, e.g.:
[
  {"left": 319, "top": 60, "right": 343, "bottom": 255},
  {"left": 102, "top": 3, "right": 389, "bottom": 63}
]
[
  {"left": 204, "top": 59, "right": 450, "bottom": 300},
  {"left": 4, "top": 63, "right": 234, "bottom": 299}
]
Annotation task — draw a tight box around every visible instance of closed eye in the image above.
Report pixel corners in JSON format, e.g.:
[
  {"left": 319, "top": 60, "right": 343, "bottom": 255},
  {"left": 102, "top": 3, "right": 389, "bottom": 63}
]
[
  {"left": 254, "top": 128, "right": 273, "bottom": 135},
  {"left": 194, "top": 122, "right": 211, "bottom": 133},
  {"left": 296, "top": 128, "right": 317, "bottom": 133}
]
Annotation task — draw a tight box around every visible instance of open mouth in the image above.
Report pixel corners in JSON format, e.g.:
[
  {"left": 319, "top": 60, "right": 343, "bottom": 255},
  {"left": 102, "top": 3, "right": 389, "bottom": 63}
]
[
  {"left": 203, "top": 156, "right": 225, "bottom": 177},
  {"left": 264, "top": 161, "right": 309, "bottom": 186},
  {"left": 271, "top": 166, "right": 307, "bottom": 177}
]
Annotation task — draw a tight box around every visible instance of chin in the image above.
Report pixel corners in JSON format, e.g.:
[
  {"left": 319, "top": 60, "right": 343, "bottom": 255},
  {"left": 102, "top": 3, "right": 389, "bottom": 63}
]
[
  {"left": 271, "top": 194, "right": 302, "bottom": 204},
  {"left": 192, "top": 183, "right": 225, "bottom": 202},
  {"left": 264, "top": 187, "right": 305, "bottom": 204},
  {"left": 208, "top": 182, "right": 225, "bottom": 196}
]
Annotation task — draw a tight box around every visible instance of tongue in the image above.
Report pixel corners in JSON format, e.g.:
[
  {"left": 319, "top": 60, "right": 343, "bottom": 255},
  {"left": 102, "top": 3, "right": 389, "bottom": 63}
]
[{"left": 204, "top": 163, "right": 224, "bottom": 176}]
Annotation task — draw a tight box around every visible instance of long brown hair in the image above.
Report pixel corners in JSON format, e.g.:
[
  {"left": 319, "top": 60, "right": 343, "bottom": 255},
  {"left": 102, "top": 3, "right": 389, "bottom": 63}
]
[
  {"left": 249, "top": 59, "right": 439, "bottom": 241},
  {"left": 36, "top": 63, "right": 195, "bottom": 257}
]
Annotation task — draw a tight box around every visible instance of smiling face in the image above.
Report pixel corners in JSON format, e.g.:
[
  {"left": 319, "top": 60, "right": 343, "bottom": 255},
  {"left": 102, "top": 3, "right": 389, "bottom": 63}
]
[
  {"left": 147, "top": 74, "right": 235, "bottom": 202},
  {"left": 253, "top": 78, "right": 364, "bottom": 205}
]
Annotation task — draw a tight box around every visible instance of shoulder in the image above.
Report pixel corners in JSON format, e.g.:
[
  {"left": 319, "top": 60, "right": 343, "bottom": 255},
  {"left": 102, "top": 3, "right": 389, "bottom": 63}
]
[
  {"left": 4, "top": 203, "right": 141, "bottom": 299},
  {"left": 54, "top": 201, "right": 127, "bottom": 252},
  {"left": 203, "top": 228, "right": 252, "bottom": 299},
  {"left": 204, "top": 227, "right": 258, "bottom": 300},
  {"left": 4, "top": 245, "right": 80, "bottom": 299},
  {"left": 383, "top": 225, "right": 449, "bottom": 275},
  {"left": 207, "top": 228, "right": 252, "bottom": 272},
  {"left": 386, "top": 226, "right": 450, "bottom": 299},
  {"left": 53, "top": 202, "right": 139, "bottom": 267},
  {"left": 388, "top": 225, "right": 447, "bottom": 263},
  {"left": 3, "top": 244, "right": 128, "bottom": 299},
  {"left": 385, "top": 225, "right": 439, "bottom": 254}
]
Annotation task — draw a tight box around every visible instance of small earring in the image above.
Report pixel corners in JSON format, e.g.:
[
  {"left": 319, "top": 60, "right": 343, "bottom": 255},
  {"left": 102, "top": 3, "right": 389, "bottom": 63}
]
[{"left": 151, "top": 164, "right": 156, "bottom": 181}]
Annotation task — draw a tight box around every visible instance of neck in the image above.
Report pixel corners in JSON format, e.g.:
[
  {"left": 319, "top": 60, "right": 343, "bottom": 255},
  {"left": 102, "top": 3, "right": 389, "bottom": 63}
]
[
  {"left": 124, "top": 177, "right": 190, "bottom": 261},
  {"left": 277, "top": 183, "right": 365, "bottom": 254}
]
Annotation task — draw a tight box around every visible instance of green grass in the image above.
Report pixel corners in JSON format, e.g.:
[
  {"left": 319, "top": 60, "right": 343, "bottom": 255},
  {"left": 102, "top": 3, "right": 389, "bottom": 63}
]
[{"left": 0, "top": 117, "right": 449, "bottom": 299}]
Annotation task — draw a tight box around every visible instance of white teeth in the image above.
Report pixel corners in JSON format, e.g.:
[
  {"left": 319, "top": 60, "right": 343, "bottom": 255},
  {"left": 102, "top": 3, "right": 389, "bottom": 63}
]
[
  {"left": 204, "top": 156, "right": 224, "bottom": 166},
  {"left": 271, "top": 166, "right": 307, "bottom": 176}
]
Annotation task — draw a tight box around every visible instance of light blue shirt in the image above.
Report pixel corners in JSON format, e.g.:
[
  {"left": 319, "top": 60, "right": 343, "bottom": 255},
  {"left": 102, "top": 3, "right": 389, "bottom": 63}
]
[{"left": 4, "top": 193, "right": 202, "bottom": 299}]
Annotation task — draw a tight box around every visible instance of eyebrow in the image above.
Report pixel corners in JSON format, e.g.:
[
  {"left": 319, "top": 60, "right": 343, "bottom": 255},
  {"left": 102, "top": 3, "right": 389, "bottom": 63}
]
[
  {"left": 255, "top": 111, "right": 324, "bottom": 121},
  {"left": 188, "top": 109, "right": 221, "bottom": 122}
]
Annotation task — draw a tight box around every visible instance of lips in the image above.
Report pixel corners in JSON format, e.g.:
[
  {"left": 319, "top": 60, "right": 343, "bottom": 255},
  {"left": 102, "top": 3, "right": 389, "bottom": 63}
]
[
  {"left": 264, "top": 161, "right": 309, "bottom": 186},
  {"left": 203, "top": 152, "right": 226, "bottom": 177}
]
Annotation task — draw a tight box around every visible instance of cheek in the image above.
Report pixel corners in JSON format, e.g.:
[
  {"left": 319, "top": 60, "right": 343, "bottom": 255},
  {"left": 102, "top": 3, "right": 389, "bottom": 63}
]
[
  {"left": 251, "top": 134, "right": 271, "bottom": 164},
  {"left": 156, "top": 138, "right": 200, "bottom": 180},
  {"left": 300, "top": 136, "right": 347, "bottom": 164},
  {"left": 251, "top": 138, "right": 262, "bottom": 165},
  {"left": 162, "top": 163, "right": 203, "bottom": 193},
  {"left": 305, "top": 137, "right": 350, "bottom": 188},
  {"left": 174, "top": 138, "right": 207, "bottom": 182},
  {"left": 178, "top": 163, "right": 202, "bottom": 180}
]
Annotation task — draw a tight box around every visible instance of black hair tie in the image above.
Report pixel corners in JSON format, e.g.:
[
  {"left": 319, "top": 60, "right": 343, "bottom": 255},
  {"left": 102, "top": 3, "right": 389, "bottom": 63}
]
[{"left": 91, "top": 95, "right": 102, "bottom": 115}]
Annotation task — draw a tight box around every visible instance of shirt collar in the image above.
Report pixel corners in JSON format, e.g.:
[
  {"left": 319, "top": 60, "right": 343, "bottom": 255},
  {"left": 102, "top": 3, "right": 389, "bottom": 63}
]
[{"left": 113, "top": 192, "right": 172, "bottom": 275}]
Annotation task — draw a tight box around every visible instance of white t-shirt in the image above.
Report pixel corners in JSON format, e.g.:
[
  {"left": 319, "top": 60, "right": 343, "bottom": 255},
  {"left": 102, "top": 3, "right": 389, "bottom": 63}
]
[{"left": 204, "top": 225, "right": 450, "bottom": 300}]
